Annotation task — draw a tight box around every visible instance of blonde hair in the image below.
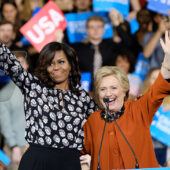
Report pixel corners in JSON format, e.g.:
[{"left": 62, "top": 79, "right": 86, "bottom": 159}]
[
  {"left": 86, "top": 15, "right": 104, "bottom": 28},
  {"left": 94, "top": 66, "right": 129, "bottom": 108},
  {"left": 141, "top": 68, "right": 160, "bottom": 94}
]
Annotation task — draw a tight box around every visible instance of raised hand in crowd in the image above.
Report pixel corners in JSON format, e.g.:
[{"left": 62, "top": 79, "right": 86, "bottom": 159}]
[
  {"left": 109, "top": 8, "right": 124, "bottom": 27},
  {"left": 54, "top": 29, "right": 65, "bottom": 43}
]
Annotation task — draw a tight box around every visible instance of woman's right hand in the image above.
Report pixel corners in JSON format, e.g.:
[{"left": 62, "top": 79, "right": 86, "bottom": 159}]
[{"left": 24, "top": 144, "right": 30, "bottom": 153}]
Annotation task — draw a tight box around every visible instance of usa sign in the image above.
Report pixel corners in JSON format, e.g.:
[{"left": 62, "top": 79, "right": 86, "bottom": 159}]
[{"left": 20, "top": 1, "right": 67, "bottom": 52}]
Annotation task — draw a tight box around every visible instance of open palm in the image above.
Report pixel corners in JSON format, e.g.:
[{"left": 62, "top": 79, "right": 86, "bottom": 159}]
[{"left": 160, "top": 31, "right": 170, "bottom": 55}]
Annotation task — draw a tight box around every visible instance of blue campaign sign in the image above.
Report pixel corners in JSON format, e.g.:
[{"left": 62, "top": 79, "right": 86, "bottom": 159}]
[
  {"left": 93, "top": 0, "right": 129, "bottom": 18},
  {"left": 65, "top": 12, "right": 113, "bottom": 43},
  {"left": 81, "top": 72, "right": 91, "bottom": 92},
  {"left": 124, "top": 168, "right": 170, "bottom": 170},
  {"left": 0, "top": 149, "right": 10, "bottom": 166},
  {"left": 129, "top": 18, "right": 139, "bottom": 34},
  {"left": 147, "top": 0, "right": 170, "bottom": 16},
  {"left": 133, "top": 52, "right": 150, "bottom": 81},
  {"left": 150, "top": 106, "right": 170, "bottom": 146}
]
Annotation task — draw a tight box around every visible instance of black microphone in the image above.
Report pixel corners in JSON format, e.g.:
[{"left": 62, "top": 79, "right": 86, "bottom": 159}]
[
  {"left": 103, "top": 98, "right": 109, "bottom": 103},
  {"left": 103, "top": 98, "right": 110, "bottom": 118},
  {"left": 103, "top": 98, "right": 139, "bottom": 169}
]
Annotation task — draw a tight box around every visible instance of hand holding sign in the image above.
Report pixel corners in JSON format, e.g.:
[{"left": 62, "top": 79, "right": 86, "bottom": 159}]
[{"left": 20, "top": 1, "right": 67, "bottom": 52}]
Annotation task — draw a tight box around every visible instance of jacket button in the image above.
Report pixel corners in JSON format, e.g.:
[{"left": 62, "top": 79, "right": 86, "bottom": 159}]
[{"left": 110, "top": 131, "right": 114, "bottom": 136}]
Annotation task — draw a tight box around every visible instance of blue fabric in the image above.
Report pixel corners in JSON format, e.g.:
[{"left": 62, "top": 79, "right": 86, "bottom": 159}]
[
  {"left": 147, "top": 0, "right": 170, "bottom": 16},
  {"left": 93, "top": 0, "right": 129, "bottom": 18}
]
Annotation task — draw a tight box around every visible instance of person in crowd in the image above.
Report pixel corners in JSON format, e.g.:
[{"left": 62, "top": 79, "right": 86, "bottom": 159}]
[
  {"left": 110, "top": 48, "right": 142, "bottom": 98},
  {"left": 0, "top": 40, "right": 97, "bottom": 170},
  {"left": 134, "top": 9, "right": 153, "bottom": 53},
  {"left": 1, "top": 1, "right": 25, "bottom": 42},
  {"left": 72, "top": 15, "right": 119, "bottom": 91},
  {"left": 141, "top": 68, "right": 170, "bottom": 166},
  {"left": 0, "top": 51, "right": 29, "bottom": 170},
  {"left": 0, "top": 20, "right": 18, "bottom": 50},
  {"left": 21, "top": 0, "right": 44, "bottom": 21},
  {"left": 54, "top": 0, "right": 74, "bottom": 13},
  {"left": 81, "top": 30, "right": 170, "bottom": 170},
  {"left": 109, "top": 8, "right": 140, "bottom": 58},
  {"left": 143, "top": 12, "right": 170, "bottom": 69},
  {"left": 72, "top": 0, "right": 92, "bottom": 13}
]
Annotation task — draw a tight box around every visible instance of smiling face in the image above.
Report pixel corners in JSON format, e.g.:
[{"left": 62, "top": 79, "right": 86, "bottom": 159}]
[
  {"left": 98, "top": 75, "right": 126, "bottom": 113},
  {"left": 47, "top": 50, "right": 71, "bottom": 90}
]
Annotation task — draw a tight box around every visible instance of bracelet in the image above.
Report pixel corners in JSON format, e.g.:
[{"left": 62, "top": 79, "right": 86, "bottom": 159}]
[{"left": 162, "top": 62, "right": 170, "bottom": 71}]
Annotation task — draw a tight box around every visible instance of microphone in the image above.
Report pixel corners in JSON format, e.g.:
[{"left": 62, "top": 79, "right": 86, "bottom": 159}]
[
  {"left": 103, "top": 98, "right": 110, "bottom": 118},
  {"left": 103, "top": 98, "right": 109, "bottom": 103},
  {"left": 103, "top": 98, "right": 139, "bottom": 169}
]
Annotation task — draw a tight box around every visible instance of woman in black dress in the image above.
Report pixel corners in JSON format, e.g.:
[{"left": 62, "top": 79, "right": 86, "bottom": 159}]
[{"left": 0, "top": 42, "right": 97, "bottom": 170}]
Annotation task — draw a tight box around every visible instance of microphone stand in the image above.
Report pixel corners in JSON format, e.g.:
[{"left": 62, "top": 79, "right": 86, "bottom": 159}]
[
  {"left": 97, "top": 118, "right": 107, "bottom": 170},
  {"left": 97, "top": 98, "right": 110, "bottom": 170},
  {"left": 104, "top": 99, "right": 139, "bottom": 169},
  {"left": 112, "top": 118, "right": 139, "bottom": 168}
]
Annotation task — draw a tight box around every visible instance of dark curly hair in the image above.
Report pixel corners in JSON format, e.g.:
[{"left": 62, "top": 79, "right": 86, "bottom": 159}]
[
  {"left": 34, "top": 42, "right": 81, "bottom": 95},
  {"left": 109, "top": 48, "right": 136, "bottom": 73}
]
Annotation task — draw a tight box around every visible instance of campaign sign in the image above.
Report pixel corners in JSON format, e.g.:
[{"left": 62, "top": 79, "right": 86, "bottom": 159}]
[
  {"left": 124, "top": 168, "right": 170, "bottom": 170},
  {"left": 20, "top": 1, "right": 67, "bottom": 52},
  {"left": 147, "top": 0, "right": 170, "bottom": 16},
  {"left": 93, "top": 0, "right": 129, "bottom": 18},
  {"left": 133, "top": 52, "right": 150, "bottom": 81},
  {"left": 150, "top": 106, "right": 170, "bottom": 146},
  {"left": 65, "top": 12, "right": 113, "bottom": 43},
  {"left": 0, "top": 149, "right": 10, "bottom": 166},
  {"left": 81, "top": 72, "right": 91, "bottom": 92},
  {"left": 129, "top": 18, "right": 139, "bottom": 34}
]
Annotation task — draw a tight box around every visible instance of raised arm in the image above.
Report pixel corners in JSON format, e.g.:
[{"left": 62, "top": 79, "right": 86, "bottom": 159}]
[
  {"left": 0, "top": 43, "right": 37, "bottom": 93},
  {"left": 132, "top": 31, "right": 170, "bottom": 125},
  {"left": 160, "top": 30, "right": 170, "bottom": 79}
]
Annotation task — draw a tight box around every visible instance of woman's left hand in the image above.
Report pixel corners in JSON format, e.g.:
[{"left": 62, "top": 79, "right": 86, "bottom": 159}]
[
  {"left": 160, "top": 30, "right": 170, "bottom": 56},
  {"left": 160, "top": 30, "right": 170, "bottom": 78},
  {"left": 80, "top": 154, "right": 91, "bottom": 170}
]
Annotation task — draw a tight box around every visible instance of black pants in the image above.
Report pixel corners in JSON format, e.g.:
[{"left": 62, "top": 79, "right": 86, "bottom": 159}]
[{"left": 19, "top": 144, "right": 81, "bottom": 170}]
